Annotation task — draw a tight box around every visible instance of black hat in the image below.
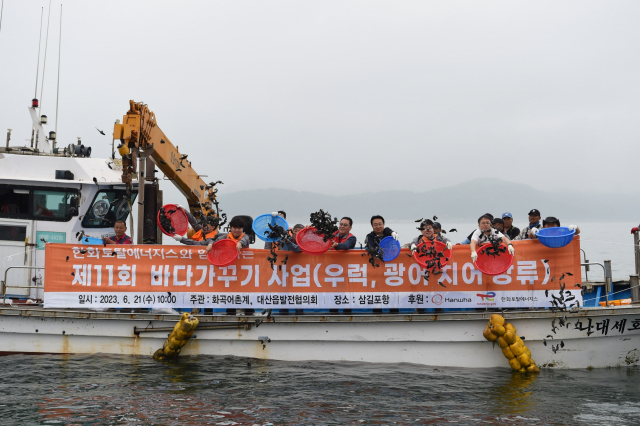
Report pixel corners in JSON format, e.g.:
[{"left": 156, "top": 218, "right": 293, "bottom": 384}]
[
  {"left": 432, "top": 222, "right": 442, "bottom": 229},
  {"left": 492, "top": 218, "right": 504, "bottom": 225},
  {"left": 543, "top": 216, "right": 560, "bottom": 226},
  {"left": 528, "top": 209, "right": 541, "bottom": 216}
]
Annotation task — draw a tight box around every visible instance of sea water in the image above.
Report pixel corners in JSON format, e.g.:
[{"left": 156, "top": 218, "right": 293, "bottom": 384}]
[
  {"left": 254, "top": 220, "right": 637, "bottom": 281},
  {"left": 0, "top": 354, "right": 639, "bottom": 425}
]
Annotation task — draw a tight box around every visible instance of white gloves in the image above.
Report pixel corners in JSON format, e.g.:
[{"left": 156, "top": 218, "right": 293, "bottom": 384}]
[
  {"left": 176, "top": 203, "right": 185, "bottom": 210},
  {"left": 508, "top": 244, "right": 515, "bottom": 255},
  {"left": 568, "top": 225, "right": 577, "bottom": 231},
  {"left": 172, "top": 235, "right": 183, "bottom": 242},
  {"left": 446, "top": 241, "right": 453, "bottom": 250},
  {"left": 391, "top": 232, "right": 398, "bottom": 240},
  {"left": 410, "top": 243, "right": 417, "bottom": 252},
  {"left": 470, "top": 251, "right": 478, "bottom": 262},
  {"left": 531, "top": 227, "right": 539, "bottom": 236},
  {"left": 271, "top": 212, "right": 278, "bottom": 217}
]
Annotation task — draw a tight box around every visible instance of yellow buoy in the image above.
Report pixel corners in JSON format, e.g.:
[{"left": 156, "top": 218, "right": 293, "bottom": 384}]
[
  {"left": 508, "top": 358, "right": 522, "bottom": 371},
  {"left": 490, "top": 314, "right": 505, "bottom": 325},
  {"left": 153, "top": 313, "right": 199, "bottom": 360},
  {"left": 481, "top": 314, "right": 539, "bottom": 373}
]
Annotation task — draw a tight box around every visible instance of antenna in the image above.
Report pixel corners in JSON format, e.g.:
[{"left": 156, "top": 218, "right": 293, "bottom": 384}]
[
  {"left": 34, "top": 7, "right": 43, "bottom": 99},
  {"left": 31, "top": 7, "right": 44, "bottom": 149},
  {"left": 0, "top": 0, "right": 5, "bottom": 40},
  {"left": 54, "top": 4, "right": 62, "bottom": 150},
  {"left": 38, "top": 0, "right": 52, "bottom": 119}
]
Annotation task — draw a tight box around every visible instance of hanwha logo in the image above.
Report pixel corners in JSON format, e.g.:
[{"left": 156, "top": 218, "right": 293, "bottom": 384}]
[{"left": 432, "top": 294, "right": 443, "bottom": 305}]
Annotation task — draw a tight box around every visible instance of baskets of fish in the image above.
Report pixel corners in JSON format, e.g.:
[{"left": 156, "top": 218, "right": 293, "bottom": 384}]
[
  {"left": 252, "top": 214, "right": 290, "bottom": 242},
  {"left": 536, "top": 227, "right": 575, "bottom": 248},
  {"left": 413, "top": 240, "right": 451, "bottom": 270},
  {"left": 475, "top": 243, "right": 513, "bottom": 276},
  {"left": 379, "top": 236, "right": 401, "bottom": 262},
  {"left": 157, "top": 204, "right": 189, "bottom": 237},
  {"left": 296, "top": 226, "right": 332, "bottom": 255},
  {"left": 207, "top": 239, "right": 239, "bottom": 267}
]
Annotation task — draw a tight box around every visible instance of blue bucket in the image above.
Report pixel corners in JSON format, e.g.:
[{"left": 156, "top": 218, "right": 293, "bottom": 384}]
[
  {"left": 537, "top": 227, "right": 575, "bottom": 248},
  {"left": 252, "top": 214, "right": 290, "bottom": 242},
  {"left": 82, "top": 236, "right": 103, "bottom": 245},
  {"left": 379, "top": 236, "right": 401, "bottom": 261}
]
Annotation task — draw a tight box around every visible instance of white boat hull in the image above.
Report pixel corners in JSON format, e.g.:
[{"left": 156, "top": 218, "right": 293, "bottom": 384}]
[{"left": 1, "top": 306, "right": 639, "bottom": 369}]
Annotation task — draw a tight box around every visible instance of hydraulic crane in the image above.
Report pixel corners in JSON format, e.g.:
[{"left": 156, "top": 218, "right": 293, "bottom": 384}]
[{"left": 112, "top": 100, "right": 222, "bottom": 244}]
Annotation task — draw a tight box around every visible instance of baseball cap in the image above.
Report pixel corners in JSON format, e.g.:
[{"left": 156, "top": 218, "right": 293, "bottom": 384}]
[
  {"left": 528, "top": 209, "right": 541, "bottom": 216},
  {"left": 432, "top": 222, "right": 442, "bottom": 229},
  {"left": 502, "top": 212, "right": 512, "bottom": 219},
  {"left": 543, "top": 217, "right": 560, "bottom": 226},
  {"left": 492, "top": 218, "right": 505, "bottom": 225}
]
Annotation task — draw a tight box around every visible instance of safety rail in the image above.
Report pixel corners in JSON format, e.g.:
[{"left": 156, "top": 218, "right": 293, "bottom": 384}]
[
  {"left": 1, "top": 266, "right": 45, "bottom": 305},
  {"left": 580, "top": 260, "right": 611, "bottom": 305}
]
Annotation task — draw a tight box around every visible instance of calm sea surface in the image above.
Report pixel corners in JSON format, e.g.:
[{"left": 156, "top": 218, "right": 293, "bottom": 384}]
[{"left": 0, "top": 354, "right": 639, "bottom": 425}]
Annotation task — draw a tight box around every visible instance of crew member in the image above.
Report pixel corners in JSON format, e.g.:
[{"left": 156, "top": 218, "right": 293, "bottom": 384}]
[
  {"left": 530, "top": 217, "right": 579, "bottom": 237},
  {"left": 264, "top": 211, "right": 292, "bottom": 249},
  {"left": 459, "top": 213, "right": 494, "bottom": 245},
  {"left": 515, "top": 209, "right": 542, "bottom": 240},
  {"left": 410, "top": 219, "right": 452, "bottom": 252},
  {"left": 365, "top": 215, "right": 397, "bottom": 248},
  {"left": 470, "top": 214, "right": 514, "bottom": 263},
  {"left": 103, "top": 220, "right": 132, "bottom": 245},
  {"left": 365, "top": 215, "right": 398, "bottom": 314},
  {"left": 173, "top": 204, "right": 219, "bottom": 246},
  {"left": 332, "top": 217, "right": 356, "bottom": 250},
  {"left": 206, "top": 217, "right": 250, "bottom": 252},
  {"left": 492, "top": 218, "right": 505, "bottom": 233},
  {"left": 280, "top": 224, "right": 304, "bottom": 252},
  {"left": 502, "top": 212, "right": 520, "bottom": 240}
]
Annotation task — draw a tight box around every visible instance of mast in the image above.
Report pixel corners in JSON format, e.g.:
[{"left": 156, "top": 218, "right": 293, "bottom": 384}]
[
  {"left": 54, "top": 4, "right": 62, "bottom": 150},
  {"left": 32, "top": 7, "right": 44, "bottom": 148},
  {"left": 38, "top": 0, "right": 52, "bottom": 119}
]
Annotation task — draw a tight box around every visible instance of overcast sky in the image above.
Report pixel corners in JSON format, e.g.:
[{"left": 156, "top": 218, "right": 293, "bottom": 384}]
[{"left": 1, "top": 1, "right": 638, "bottom": 198}]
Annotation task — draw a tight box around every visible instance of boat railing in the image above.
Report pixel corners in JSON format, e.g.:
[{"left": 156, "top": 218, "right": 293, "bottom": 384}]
[
  {"left": 580, "top": 260, "right": 611, "bottom": 305},
  {"left": 1, "top": 266, "right": 45, "bottom": 305}
]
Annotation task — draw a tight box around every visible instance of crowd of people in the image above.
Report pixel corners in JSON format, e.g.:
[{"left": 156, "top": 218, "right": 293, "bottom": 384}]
[{"left": 102, "top": 207, "right": 580, "bottom": 258}]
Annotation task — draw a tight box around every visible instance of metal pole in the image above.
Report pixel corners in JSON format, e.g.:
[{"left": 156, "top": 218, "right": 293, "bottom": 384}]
[
  {"left": 5, "top": 128, "right": 10, "bottom": 148},
  {"left": 634, "top": 231, "right": 640, "bottom": 276},
  {"left": 630, "top": 274, "right": 640, "bottom": 304},
  {"left": 604, "top": 259, "right": 612, "bottom": 305},
  {"left": 137, "top": 156, "right": 146, "bottom": 244}
]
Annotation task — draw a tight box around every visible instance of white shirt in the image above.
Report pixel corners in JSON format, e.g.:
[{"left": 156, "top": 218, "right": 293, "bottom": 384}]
[{"left": 471, "top": 228, "right": 504, "bottom": 245}]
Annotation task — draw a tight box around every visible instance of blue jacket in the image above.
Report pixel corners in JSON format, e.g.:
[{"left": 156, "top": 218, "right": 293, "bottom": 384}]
[{"left": 365, "top": 227, "right": 393, "bottom": 249}]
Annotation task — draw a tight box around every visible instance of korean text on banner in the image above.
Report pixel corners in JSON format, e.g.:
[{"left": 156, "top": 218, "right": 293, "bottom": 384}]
[{"left": 44, "top": 238, "right": 582, "bottom": 309}]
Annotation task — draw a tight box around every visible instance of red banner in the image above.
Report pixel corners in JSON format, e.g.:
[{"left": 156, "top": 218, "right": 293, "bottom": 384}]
[{"left": 44, "top": 238, "right": 582, "bottom": 309}]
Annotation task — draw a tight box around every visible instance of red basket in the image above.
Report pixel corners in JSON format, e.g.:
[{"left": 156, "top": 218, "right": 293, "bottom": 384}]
[
  {"left": 157, "top": 204, "right": 189, "bottom": 237},
  {"left": 207, "top": 238, "right": 239, "bottom": 267},
  {"left": 412, "top": 240, "right": 452, "bottom": 270},
  {"left": 475, "top": 243, "right": 514, "bottom": 276},
  {"left": 296, "top": 227, "right": 332, "bottom": 255}
]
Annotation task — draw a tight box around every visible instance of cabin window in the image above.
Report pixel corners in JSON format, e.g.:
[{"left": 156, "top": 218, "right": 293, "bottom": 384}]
[
  {"left": 32, "top": 189, "right": 79, "bottom": 221},
  {"left": 0, "top": 186, "right": 31, "bottom": 219},
  {"left": 0, "top": 225, "right": 27, "bottom": 241},
  {"left": 82, "top": 190, "right": 136, "bottom": 228}
]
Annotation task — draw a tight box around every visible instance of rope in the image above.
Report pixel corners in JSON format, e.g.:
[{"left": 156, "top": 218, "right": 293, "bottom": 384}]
[{"left": 581, "top": 282, "right": 640, "bottom": 304}]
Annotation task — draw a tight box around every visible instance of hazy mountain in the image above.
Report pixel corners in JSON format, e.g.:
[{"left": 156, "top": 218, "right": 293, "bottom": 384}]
[{"left": 218, "top": 178, "right": 638, "bottom": 222}]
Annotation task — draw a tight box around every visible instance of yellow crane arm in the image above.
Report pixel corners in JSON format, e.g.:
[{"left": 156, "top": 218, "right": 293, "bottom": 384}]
[{"left": 113, "top": 100, "right": 216, "bottom": 215}]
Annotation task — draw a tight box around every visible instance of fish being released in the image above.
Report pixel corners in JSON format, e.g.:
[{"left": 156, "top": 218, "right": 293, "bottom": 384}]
[
  {"left": 153, "top": 313, "right": 199, "bottom": 360},
  {"left": 482, "top": 314, "right": 540, "bottom": 373}
]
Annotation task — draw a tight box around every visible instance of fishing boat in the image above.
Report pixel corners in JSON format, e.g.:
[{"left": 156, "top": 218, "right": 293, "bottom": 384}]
[{"left": 2, "top": 98, "right": 640, "bottom": 370}]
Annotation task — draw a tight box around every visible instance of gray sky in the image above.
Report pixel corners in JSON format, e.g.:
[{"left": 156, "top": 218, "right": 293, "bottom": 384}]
[{"left": 1, "top": 1, "right": 639, "bottom": 198}]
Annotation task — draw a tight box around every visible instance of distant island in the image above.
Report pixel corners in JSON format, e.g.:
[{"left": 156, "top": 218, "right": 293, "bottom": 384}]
[{"left": 215, "top": 178, "right": 637, "bottom": 222}]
